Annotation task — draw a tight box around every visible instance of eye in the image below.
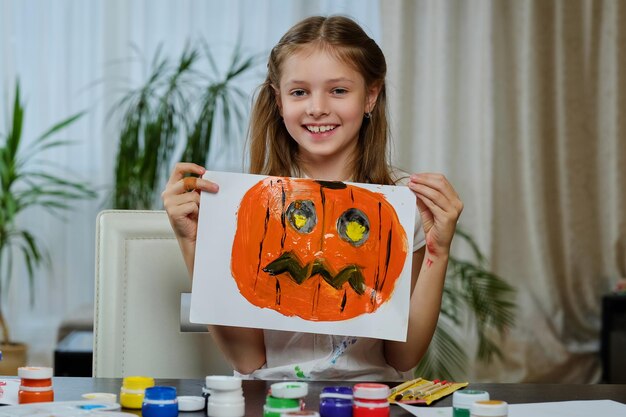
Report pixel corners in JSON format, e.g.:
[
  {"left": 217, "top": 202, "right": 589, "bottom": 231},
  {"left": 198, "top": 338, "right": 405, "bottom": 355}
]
[
  {"left": 290, "top": 89, "right": 307, "bottom": 97},
  {"left": 286, "top": 200, "right": 317, "bottom": 233},
  {"left": 337, "top": 208, "right": 369, "bottom": 247},
  {"left": 332, "top": 88, "right": 348, "bottom": 95}
]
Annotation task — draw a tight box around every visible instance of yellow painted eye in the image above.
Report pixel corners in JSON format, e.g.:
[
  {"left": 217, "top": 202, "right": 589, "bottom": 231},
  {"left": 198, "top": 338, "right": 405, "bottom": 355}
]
[
  {"left": 337, "top": 208, "right": 370, "bottom": 247},
  {"left": 293, "top": 213, "right": 307, "bottom": 229},
  {"left": 345, "top": 221, "right": 366, "bottom": 242},
  {"left": 286, "top": 200, "right": 316, "bottom": 233}
]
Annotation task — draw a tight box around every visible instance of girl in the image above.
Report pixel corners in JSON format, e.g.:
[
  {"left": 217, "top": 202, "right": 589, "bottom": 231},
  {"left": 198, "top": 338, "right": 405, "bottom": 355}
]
[{"left": 162, "top": 15, "right": 463, "bottom": 381}]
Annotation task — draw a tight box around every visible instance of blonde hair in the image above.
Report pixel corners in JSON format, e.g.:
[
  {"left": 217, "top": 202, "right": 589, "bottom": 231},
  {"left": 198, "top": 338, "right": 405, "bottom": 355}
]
[{"left": 248, "top": 15, "right": 395, "bottom": 185}]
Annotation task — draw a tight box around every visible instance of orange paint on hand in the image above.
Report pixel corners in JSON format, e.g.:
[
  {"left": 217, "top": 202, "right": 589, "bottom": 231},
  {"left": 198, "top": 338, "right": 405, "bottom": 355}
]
[{"left": 230, "top": 177, "right": 408, "bottom": 321}]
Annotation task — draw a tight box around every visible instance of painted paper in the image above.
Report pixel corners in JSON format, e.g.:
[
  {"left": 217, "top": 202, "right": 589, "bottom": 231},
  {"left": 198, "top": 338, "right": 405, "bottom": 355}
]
[{"left": 190, "top": 171, "right": 415, "bottom": 341}]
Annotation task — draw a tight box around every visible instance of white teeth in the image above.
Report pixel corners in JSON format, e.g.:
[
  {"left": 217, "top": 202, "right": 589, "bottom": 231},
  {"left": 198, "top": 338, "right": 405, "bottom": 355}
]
[{"left": 307, "top": 125, "right": 335, "bottom": 133}]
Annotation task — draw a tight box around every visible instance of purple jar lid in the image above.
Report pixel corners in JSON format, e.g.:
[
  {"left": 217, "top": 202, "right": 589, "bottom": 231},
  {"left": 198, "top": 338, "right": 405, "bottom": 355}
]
[{"left": 320, "top": 386, "right": 353, "bottom": 400}]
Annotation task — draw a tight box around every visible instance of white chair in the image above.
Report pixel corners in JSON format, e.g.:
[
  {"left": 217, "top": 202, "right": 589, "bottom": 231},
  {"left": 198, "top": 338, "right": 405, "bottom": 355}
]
[{"left": 93, "top": 210, "right": 232, "bottom": 378}]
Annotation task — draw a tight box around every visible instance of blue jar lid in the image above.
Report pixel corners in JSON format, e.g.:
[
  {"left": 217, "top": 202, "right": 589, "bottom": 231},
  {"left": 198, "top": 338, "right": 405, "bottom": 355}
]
[
  {"left": 320, "top": 386, "right": 353, "bottom": 399},
  {"left": 144, "top": 386, "right": 177, "bottom": 401}
]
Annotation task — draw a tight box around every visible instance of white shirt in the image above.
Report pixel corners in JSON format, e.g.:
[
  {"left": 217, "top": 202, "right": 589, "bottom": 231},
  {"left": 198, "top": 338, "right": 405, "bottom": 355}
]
[{"left": 240, "top": 171, "right": 425, "bottom": 381}]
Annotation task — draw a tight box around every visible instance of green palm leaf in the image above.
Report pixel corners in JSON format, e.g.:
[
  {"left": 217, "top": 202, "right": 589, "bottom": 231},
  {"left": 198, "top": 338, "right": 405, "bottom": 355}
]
[
  {"left": 0, "top": 80, "right": 96, "bottom": 344},
  {"left": 112, "top": 43, "right": 199, "bottom": 209},
  {"left": 417, "top": 227, "right": 517, "bottom": 380},
  {"left": 415, "top": 318, "right": 467, "bottom": 380},
  {"left": 181, "top": 40, "right": 262, "bottom": 166}
]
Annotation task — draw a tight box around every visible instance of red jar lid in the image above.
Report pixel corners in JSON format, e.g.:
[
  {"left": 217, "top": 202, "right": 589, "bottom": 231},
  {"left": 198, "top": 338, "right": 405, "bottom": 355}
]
[{"left": 352, "top": 383, "right": 390, "bottom": 400}]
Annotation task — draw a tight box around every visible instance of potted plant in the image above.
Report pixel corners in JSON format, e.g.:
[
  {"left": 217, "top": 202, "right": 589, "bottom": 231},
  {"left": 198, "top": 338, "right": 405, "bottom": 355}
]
[
  {"left": 0, "top": 81, "right": 96, "bottom": 374},
  {"left": 111, "top": 41, "right": 260, "bottom": 209}
]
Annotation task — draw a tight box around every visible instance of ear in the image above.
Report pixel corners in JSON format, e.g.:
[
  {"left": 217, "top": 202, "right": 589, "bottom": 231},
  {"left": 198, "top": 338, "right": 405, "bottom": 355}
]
[
  {"left": 365, "top": 82, "right": 381, "bottom": 114},
  {"left": 272, "top": 85, "right": 283, "bottom": 116}
]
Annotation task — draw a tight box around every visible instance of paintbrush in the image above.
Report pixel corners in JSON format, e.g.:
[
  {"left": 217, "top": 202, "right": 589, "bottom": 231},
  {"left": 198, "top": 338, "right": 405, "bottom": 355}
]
[
  {"left": 397, "top": 379, "right": 440, "bottom": 401},
  {"left": 390, "top": 377, "right": 423, "bottom": 399}
]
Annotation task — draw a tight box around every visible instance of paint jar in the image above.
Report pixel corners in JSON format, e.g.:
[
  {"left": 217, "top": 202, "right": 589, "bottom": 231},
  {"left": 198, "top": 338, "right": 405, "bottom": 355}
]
[
  {"left": 205, "top": 375, "right": 245, "bottom": 417},
  {"left": 352, "top": 383, "right": 389, "bottom": 417},
  {"left": 263, "top": 381, "right": 308, "bottom": 417},
  {"left": 120, "top": 376, "right": 155, "bottom": 409},
  {"left": 263, "top": 396, "right": 302, "bottom": 417},
  {"left": 17, "top": 366, "right": 54, "bottom": 404},
  {"left": 470, "top": 400, "right": 508, "bottom": 417},
  {"left": 281, "top": 412, "right": 320, "bottom": 417},
  {"left": 453, "top": 390, "right": 490, "bottom": 417},
  {"left": 319, "top": 386, "right": 353, "bottom": 417},
  {"left": 142, "top": 386, "right": 178, "bottom": 417}
]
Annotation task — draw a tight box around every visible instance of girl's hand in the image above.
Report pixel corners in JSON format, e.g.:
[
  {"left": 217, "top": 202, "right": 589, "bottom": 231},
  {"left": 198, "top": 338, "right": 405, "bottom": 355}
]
[
  {"left": 161, "top": 162, "right": 219, "bottom": 244},
  {"left": 407, "top": 173, "right": 463, "bottom": 258}
]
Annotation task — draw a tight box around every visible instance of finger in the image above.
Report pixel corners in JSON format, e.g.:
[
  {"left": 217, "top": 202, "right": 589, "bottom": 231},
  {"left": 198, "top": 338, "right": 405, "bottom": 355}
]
[
  {"left": 162, "top": 177, "right": 219, "bottom": 201},
  {"left": 415, "top": 195, "right": 431, "bottom": 219},
  {"left": 183, "top": 177, "right": 198, "bottom": 193},
  {"left": 167, "top": 200, "right": 200, "bottom": 224},
  {"left": 416, "top": 192, "right": 459, "bottom": 247},
  {"left": 408, "top": 177, "right": 463, "bottom": 215},
  {"left": 195, "top": 178, "right": 219, "bottom": 193},
  {"left": 408, "top": 182, "right": 454, "bottom": 214},
  {"left": 416, "top": 190, "right": 461, "bottom": 232},
  {"left": 163, "top": 187, "right": 202, "bottom": 211},
  {"left": 167, "top": 162, "right": 206, "bottom": 185},
  {"left": 176, "top": 177, "right": 219, "bottom": 194},
  {"left": 410, "top": 173, "right": 460, "bottom": 201},
  {"left": 415, "top": 196, "right": 434, "bottom": 232},
  {"left": 172, "top": 200, "right": 200, "bottom": 220},
  {"left": 414, "top": 191, "right": 446, "bottom": 220}
]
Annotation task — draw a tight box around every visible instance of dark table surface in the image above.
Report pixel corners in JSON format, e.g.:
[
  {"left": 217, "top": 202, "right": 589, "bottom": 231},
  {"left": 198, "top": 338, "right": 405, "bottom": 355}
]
[{"left": 9, "top": 377, "right": 626, "bottom": 416}]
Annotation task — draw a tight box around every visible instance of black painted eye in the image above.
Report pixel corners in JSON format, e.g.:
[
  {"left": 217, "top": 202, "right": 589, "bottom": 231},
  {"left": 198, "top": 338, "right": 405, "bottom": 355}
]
[
  {"left": 286, "top": 200, "right": 317, "bottom": 233},
  {"left": 337, "top": 208, "right": 369, "bottom": 247}
]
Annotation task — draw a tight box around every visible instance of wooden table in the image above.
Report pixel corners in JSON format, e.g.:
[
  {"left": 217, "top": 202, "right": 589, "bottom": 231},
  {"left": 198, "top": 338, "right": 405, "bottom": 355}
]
[{"left": 33, "top": 377, "right": 626, "bottom": 416}]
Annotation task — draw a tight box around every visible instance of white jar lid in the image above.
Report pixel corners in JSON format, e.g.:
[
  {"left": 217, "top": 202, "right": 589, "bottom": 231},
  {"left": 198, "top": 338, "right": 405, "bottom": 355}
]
[
  {"left": 470, "top": 400, "right": 508, "bottom": 416},
  {"left": 208, "top": 400, "right": 246, "bottom": 417},
  {"left": 205, "top": 375, "right": 242, "bottom": 391},
  {"left": 270, "top": 382, "right": 308, "bottom": 399},
  {"left": 453, "top": 390, "right": 490, "bottom": 408},
  {"left": 352, "top": 383, "right": 390, "bottom": 400},
  {"left": 82, "top": 392, "right": 118, "bottom": 403},
  {"left": 177, "top": 395, "right": 205, "bottom": 412},
  {"left": 17, "top": 366, "right": 53, "bottom": 379},
  {"left": 209, "top": 388, "right": 244, "bottom": 402}
]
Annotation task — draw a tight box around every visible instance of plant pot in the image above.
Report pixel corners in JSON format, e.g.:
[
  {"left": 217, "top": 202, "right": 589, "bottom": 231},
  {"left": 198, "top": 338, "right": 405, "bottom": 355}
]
[{"left": 0, "top": 342, "right": 28, "bottom": 376}]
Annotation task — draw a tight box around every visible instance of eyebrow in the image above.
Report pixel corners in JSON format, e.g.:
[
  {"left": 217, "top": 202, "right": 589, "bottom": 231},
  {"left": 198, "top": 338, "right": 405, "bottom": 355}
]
[{"left": 284, "top": 77, "right": 356, "bottom": 85}]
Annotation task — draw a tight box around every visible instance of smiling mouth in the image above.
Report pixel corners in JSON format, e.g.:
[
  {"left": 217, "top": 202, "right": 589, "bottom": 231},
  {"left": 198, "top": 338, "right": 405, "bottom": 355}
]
[
  {"left": 305, "top": 125, "right": 337, "bottom": 133},
  {"left": 263, "top": 251, "right": 365, "bottom": 295}
]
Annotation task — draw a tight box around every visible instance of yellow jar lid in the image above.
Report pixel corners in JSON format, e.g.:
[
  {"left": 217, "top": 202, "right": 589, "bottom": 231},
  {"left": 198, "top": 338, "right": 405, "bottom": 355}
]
[
  {"left": 470, "top": 399, "right": 508, "bottom": 417},
  {"left": 122, "top": 376, "right": 155, "bottom": 390}
]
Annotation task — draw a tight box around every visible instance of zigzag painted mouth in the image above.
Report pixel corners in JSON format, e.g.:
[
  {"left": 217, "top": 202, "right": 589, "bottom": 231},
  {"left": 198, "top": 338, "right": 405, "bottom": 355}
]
[{"left": 262, "top": 251, "right": 365, "bottom": 295}]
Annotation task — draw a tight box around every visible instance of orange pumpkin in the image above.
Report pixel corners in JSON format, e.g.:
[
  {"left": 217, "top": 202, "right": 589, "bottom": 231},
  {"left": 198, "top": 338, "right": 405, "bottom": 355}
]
[{"left": 230, "top": 177, "right": 408, "bottom": 321}]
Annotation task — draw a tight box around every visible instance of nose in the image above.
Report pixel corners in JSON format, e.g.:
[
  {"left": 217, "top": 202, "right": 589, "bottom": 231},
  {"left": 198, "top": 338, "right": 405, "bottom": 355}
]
[{"left": 306, "top": 93, "right": 329, "bottom": 118}]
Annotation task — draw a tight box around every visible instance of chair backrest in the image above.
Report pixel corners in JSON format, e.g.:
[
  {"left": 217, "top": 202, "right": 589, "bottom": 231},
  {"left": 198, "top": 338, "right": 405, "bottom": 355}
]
[{"left": 93, "top": 210, "right": 232, "bottom": 378}]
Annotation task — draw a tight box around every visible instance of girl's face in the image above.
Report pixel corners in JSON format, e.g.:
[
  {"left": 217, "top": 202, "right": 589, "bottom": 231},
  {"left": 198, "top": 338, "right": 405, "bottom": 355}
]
[{"left": 276, "top": 47, "right": 379, "bottom": 169}]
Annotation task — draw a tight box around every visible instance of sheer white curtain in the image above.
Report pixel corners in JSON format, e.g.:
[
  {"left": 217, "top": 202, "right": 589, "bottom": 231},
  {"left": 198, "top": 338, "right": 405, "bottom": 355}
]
[
  {"left": 0, "top": 0, "right": 380, "bottom": 366},
  {"left": 382, "top": 0, "right": 626, "bottom": 382}
]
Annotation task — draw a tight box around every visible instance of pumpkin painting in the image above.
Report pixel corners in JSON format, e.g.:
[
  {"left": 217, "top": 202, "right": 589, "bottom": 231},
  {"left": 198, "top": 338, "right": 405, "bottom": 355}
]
[{"left": 230, "top": 177, "right": 408, "bottom": 321}]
